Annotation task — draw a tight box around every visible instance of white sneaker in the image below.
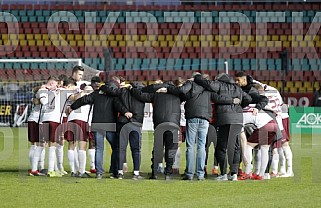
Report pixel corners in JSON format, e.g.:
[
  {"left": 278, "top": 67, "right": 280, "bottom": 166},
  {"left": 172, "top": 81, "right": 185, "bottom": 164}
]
[
  {"left": 279, "top": 171, "right": 294, "bottom": 178},
  {"left": 228, "top": 174, "right": 238, "bottom": 181},
  {"left": 59, "top": 169, "right": 68, "bottom": 175},
  {"left": 216, "top": 174, "right": 228, "bottom": 181},
  {"left": 264, "top": 173, "right": 271, "bottom": 180}
]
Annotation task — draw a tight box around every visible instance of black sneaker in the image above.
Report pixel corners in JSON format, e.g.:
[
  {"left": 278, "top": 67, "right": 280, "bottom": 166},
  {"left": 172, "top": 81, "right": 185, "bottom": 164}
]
[
  {"left": 110, "top": 173, "right": 119, "bottom": 179},
  {"left": 132, "top": 175, "right": 144, "bottom": 180},
  {"left": 78, "top": 172, "right": 92, "bottom": 178},
  {"left": 118, "top": 174, "right": 124, "bottom": 180},
  {"left": 39, "top": 169, "right": 48, "bottom": 175},
  {"left": 71, "top": 172, "right": 78, "bottom": 177},
  {"left": 182, "top": 175, "right": 193, "bottom": 181},
  {"left": 149, "top": 174, "right": 157, "bottom": 180},
  {"left": 96, "top": 174, "right": 103, "bottom": 179}
]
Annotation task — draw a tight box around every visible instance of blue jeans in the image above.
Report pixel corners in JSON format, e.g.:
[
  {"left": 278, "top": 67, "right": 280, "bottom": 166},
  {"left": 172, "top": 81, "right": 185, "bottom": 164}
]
[
  {"left": 185, "top": 118, "right": 209, "bottom": 179},
  {"left": 94, "top": 131, "right": 118, "bottom": 175}
]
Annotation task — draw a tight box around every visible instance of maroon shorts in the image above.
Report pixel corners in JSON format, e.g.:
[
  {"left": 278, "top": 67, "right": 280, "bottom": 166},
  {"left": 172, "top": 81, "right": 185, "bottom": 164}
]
[
  {"left": 40, "top": 121, "right": 61, "bottom": 143},
  {"left": 248, "top": 120, "right": 278, "bottom": 145},
  {"left": 282, "top": 117, "right": 290, "bottom": 141},
  {"left": 179, "top": 126, "right": 186, "bottom": 142},
  {"left": 88, "top": 131, "right": 95, "bottom": 141},
  {"left": 66, "top": 120, "right": 89, "bottom": 142},
  {"left": 273, "top": 130, "right": 289, "bottom": 148},
  {"left": 28, "top": 121, "right": 39, "bottom": 143}
]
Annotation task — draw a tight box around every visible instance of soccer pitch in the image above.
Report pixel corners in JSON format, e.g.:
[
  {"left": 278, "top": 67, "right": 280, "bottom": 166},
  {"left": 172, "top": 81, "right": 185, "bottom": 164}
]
[{"left": 1, "top": 127, "right": 321, "bottom": 208}]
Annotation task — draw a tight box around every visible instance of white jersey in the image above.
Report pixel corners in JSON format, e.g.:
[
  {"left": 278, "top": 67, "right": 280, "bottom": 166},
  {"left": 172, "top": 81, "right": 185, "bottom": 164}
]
[
  {"left": 28, "top": 104, "right": 41, "bottom": 122},
  {"left": 253, "top": 80, "right": 284, "bottom": 130},
  {"left": 38, "top": 88, "right": 63, "bottom": 123},
  {"left": 280, "top": 103, "right": 289, "bottom": 119},
  {"left": 243, "top": 104, "right": 273, "bottom": 129},
  {"left": 67, "top": 91, "right": 92, "bottom": 123}
]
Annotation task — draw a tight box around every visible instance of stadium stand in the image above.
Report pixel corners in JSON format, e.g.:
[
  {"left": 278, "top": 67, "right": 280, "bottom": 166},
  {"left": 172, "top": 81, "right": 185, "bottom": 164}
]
[{"left": 0, "top": 1, "right": 320, "bottom": 95}]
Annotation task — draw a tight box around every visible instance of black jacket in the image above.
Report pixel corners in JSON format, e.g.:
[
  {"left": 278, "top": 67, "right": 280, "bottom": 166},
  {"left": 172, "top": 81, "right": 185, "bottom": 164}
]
[
  {"left": 241, "top": 75, "right": 268, "bottom": 110},
  {"left": 167, "top": 80, "right": 213, "bottom": 122},
  {"left": 137, "top": 83, "right": 181, "bottom": 128},
  {"left": 194, "top": 74, "right": 252, "bottom": 126},
  {"left": 114, "top": 87, "right": 147, "bottom": 124},
  {"left": 70, "top": 89, "right": 118, "bottom": 125}
]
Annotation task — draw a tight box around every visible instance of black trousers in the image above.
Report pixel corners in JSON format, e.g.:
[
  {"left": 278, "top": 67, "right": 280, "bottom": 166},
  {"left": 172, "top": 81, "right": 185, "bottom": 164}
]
[
  {"left": 151, "top": 131, "right": 178, "bottom": 175},
  {"left": 205, "top": 124, "right": 217, "bottom": 166},
  {"left": 215, "top": 124, "right": 243, "bottom": 175},
  {"left": 118, "top": 122, "right": 142, "bottom": 171}
]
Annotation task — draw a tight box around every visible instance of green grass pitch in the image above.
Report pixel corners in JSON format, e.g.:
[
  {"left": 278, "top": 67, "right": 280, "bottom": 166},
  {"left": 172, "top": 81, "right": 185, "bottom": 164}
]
[{"left": 1, "top": 127, "right": 321, "bottom": 207}]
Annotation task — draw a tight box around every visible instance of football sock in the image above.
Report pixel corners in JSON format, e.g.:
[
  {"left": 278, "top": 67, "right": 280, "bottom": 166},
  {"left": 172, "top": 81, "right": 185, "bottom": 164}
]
[
  {"left": 56, "top": 144, "right": 64, "bottom": 170},
  {"left": 29, "top": 145, "right": 36, "bottom": 167},
  {"left": 259, "top": 145, "right": 269, "bottom": 177},
  {"left": 68, "top": 150, "right": 75, "bottom": 173},
  {"left": 271, "top": 150, "right": 279, "bottom": 174},
  {"left": 78, "top": 150, "right": 86, "bottom": 174},
  {"left": 74, "top": 147, "right": 79, "bottom": 172},
  {"left": 32, "top": 146, "right": 43, "bottom": 172},
  {"left": 282, "top": 145, "right": 293, "bottom": 174},
  {"left": 278, "top": 147, "right": 286, "bottom": 174},
  {"left": 88, "top": 149, "right": 95, "bottom": 170},
  {"left": 48, "top": 146, "right": 56, "bottom": 172}
]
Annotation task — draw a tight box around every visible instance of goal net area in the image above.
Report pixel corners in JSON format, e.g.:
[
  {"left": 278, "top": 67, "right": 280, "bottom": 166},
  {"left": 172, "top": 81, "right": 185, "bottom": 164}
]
[{"left": 0, "top": 58, "right": 102, "bottom": 127}]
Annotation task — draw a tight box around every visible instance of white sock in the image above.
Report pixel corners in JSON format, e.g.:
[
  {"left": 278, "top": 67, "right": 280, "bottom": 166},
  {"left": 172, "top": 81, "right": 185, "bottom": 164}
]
[
  {"left": 54, "top": 154, "right": 58, "bottom": 171},
  {"left": 173, "top": 147, "right": 181, "bottom": 169},
  {"left": 32, "top": 146, "right": 43, "bottom": 172},
  {"left": 134, "top": 170, "right": 139, "bottom": 176},
  {"left": 271, "top": 150, "right": 279, "bottom": 174},
  {"left": 68, "top": 150, "right": 75, "bottom": 173},
  {"left": 282, "top": 145, "right": 293, "bottom": 174},
  {"left": 38, "top": 148, "right": 45, "bottom": 170},
  {"left": 245, "top": 144, "right": 253, "bottom": 174},
  {"left": 118, "top": 170, "right": 124, "bottom": 175},
  {"left": 48, "top": 146, "right": 56, "bottom": 172},
  {"left": 254, "top": 147, "right": 261, "bottom": 175},
  {"left": 88, "top": 149, "right": 95, "bottom": 170},
  {"left": 29, "top": 145, "right": 36, "bottom": 168},
  {"left": 74, "top": 147, "right": 79, "bottom": 172},
  {"left": 278, "top": 147, "right": 286, "bottom": 174},
  {"left": 56, "top": 144, "right": 64, "bottom": 170},
  {"left": 78, "top": 150, "right": 86, "bottom": 174},
  {"left": 259, "top": 146, "right": 269, "bottom": 177}
]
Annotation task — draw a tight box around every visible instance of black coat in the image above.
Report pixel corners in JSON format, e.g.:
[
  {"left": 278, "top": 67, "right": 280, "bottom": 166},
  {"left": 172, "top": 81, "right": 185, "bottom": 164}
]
[
  {"left": 70, "top": 90, "right": 117, "bottom": 124},
  {"left": 194, "top": 74, "right": 252, "bottom": 126},
  {"left": 137, "top": 84, "right": 181, "bottom": 128},
  {"left": 241, "top": 75, "right": 269, "bottom": 110},
  {"left": 114, "top": 87, "right": 146, "bottom": 124},
  {"left": 167, "top": 80, "right": 213, "bottom": 122}
]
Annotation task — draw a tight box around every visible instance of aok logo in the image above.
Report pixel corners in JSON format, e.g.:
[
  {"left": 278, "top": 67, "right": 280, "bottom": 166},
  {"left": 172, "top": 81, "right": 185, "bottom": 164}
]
[{"left": 296, "top": 113, "right": 321, "bottom": 127}]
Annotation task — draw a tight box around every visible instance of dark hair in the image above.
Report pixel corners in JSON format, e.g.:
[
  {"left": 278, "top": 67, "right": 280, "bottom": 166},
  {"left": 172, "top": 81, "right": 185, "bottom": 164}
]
[
  {"left": 63, "top": 78, "right": 77, "bottom": 87},
  {"left": 58, "top": 74, "right": 68, "bottom": 82},
  {"left": 235, "top": 71, "right": 247, "bottom": 78},
  {"left": 72, "top": 66, "right": 84, "bottom": 74},
  {"left": 47, "top": 76, "right": 58, "bottom": 82}
]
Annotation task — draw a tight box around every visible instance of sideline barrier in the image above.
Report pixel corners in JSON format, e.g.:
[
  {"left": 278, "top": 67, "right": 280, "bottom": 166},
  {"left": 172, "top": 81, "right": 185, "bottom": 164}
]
[{"left": 290, "top": 107, "right": 321, "bottom": 134}]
